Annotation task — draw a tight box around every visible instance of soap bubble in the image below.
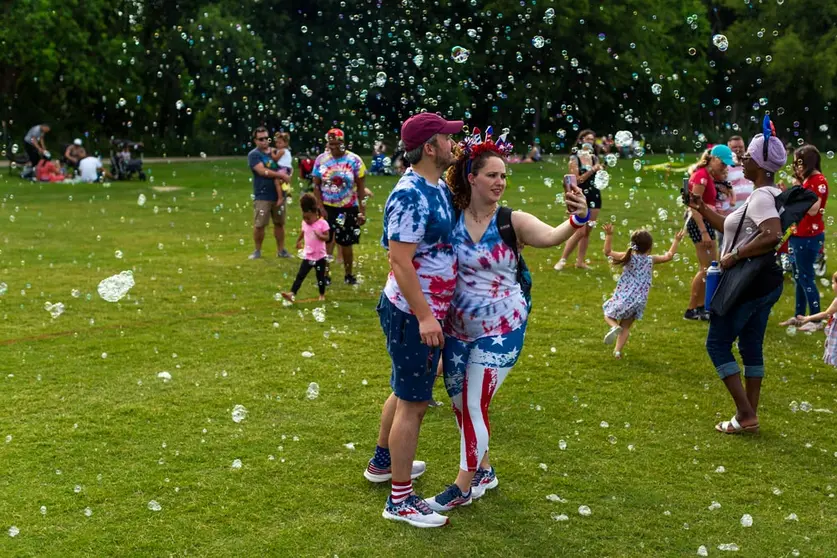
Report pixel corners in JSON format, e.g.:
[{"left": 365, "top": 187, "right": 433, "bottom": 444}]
[
  {"left": 147, "top": 500, "right": 162, "bottom": 512},
  {"left": 651, "top": 83, "right": 663, "bottom": 95},
  {"left": 231, "top": 404, "right": 248, "bottom": 423},
  {"left": 604, "top": 153, "right": 618, "bottom": 167},
  {"left": 306, "top": 382, "right": 320, "bottom": 400},
  {"left": 594, "top": 170, "right": 610, "bottom": 190},
  {"left": 97, "top": 271, "right": 135, "bottom": 302},
  {"left": 44, "top": 301, "right": 65, "bottom": 319},
  {"left": 615, "top": 130, "right": 633, "bottom": 148},
  {"left": 375, "top": 71, "right": 387, "bottom": 87},
  {"left": 451, "top": 46, "right": 470, "bottom": 64},
  {"left": 532, "top": 36, "right": 545, "bottom": 48},
  {"left": 137, "top": 193, "right": 146, "bottom": 206},
  {"left": 712, "top": 34, "right": 729, "bottom": 52}
]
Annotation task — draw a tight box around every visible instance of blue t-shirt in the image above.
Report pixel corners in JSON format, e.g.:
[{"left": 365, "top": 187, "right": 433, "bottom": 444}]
[
  {"left": 248, "top": 148, "right": 277, "bottom": 202},
  {"left": 381, "top": 170, "right": 457, "bottom": 320}
]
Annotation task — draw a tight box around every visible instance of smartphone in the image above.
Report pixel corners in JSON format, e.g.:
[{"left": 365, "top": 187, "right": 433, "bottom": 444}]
[
  {"left": 563, "top": 174, "right": 577, "bottom": 192},
  {"left": 681, "top": 177, "right": 690, "bottom": 206}
]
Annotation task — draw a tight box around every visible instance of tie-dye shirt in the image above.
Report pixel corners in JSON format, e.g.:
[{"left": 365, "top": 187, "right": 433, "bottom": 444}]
[
  {"left": 445, "top": 211, "right": 529, "bottom": 342},
  {"left": 382, "top": 170, "right": 457, "bottom": 320},
  {"left": 313, "top": 150, "right": 367, "bottom": 208}
]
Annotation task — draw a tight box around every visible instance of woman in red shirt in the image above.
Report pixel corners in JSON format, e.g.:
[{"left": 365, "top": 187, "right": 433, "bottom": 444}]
[
  {"left": 783, "top": 145, "right": 828, "bottom": 331},
  {"left": 684, "top": 146, "right": 732, "bottom": 320}
]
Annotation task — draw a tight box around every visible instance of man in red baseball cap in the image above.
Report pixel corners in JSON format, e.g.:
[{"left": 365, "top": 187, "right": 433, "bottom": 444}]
[
  {"left": 363, "top": 112, "right": 462, "bottom": 528},
  {"left": 400, "top": 112, "right": 464, "bottom": 153}
]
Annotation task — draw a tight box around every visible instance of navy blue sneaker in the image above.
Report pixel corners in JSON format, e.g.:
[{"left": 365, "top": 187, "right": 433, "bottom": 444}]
[{"left": 425, "top": 484, "right": 472, "bottom": 512}]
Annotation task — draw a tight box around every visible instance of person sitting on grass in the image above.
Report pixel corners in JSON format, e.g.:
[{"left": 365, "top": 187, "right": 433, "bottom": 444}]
[
  {"left": 602, "top": 223, "right": 685, "bottom": 359},
  {"left": 35, "top": 154, "right": 65, "bottom": 182},
  {"left": 281, "top": 194, "right": 330, "bottom": 304},
  {"left": 796, "top": 271, "right": 837, "bottom": 367}
]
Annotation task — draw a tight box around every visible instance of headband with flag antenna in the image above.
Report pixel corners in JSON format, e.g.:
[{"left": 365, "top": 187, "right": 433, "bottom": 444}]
[
  {"left": 762, "top": 115, "right": 775, "bottom": 161},
  {"left": 459, "top": 126, "right": 514, "bottom": 177}
]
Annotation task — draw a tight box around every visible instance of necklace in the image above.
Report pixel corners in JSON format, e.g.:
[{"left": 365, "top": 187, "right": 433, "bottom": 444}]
[{"left": 469, "top": 203, "right": 498, "bottom": 224}]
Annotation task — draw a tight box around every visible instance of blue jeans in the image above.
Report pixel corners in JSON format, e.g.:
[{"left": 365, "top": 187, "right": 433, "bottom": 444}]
[
  {"left": 706, "top": 285, "right": 783, "bottom": 379},
  {"left": 790, "top": 233, "right": 824, "bottom": 316}
]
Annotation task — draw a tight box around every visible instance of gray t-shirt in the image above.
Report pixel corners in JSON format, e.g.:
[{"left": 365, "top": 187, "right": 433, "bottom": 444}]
[
  {"left": 720, "top": 186, "right": 782, "bottom": 256},
  {"left": 24, "top": 125, "right": 42, "bottom": 144}
]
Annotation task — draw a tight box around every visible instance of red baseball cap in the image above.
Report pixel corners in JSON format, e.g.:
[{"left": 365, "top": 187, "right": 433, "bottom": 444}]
[
  {"left": 326, "top": 128, "right": 345, "bottom": 141},
  {"left": 401, "top": 113, "right": 464, "bottom": 151}
]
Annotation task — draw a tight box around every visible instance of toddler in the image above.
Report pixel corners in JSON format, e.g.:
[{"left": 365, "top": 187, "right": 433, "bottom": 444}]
[
  {"left": 796, "top": 271, "right": 837, "bottom": 366},
  {"left": 281, "top": 194, "right": 330, "bottom": 303},
  {"left": 270, "top": 132, "right": 293, "bottom": 203},
  {"left": 602, "top": 223, "right": 685, "bottom": 358}
]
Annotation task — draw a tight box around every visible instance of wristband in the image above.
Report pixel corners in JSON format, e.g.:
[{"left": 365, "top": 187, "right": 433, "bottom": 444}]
[
  {"left": 570, "top": 209, "right": 591, "bottom": 228},
  {"left": 570, "top": 214, "right": 588, "bottom": 228}
]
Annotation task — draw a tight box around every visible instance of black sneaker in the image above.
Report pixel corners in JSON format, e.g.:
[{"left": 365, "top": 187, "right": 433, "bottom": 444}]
[
  {"left": 696, "top": 306, "right": 711, "bottom": 321},
  {"left": 344, "top": 274, "right": 358, "bottom": 285},
  {"left": 684, "top": 308, "right": 701, "bottom": 321}
]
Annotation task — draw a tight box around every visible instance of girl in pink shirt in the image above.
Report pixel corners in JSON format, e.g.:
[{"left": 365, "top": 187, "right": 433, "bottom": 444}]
[{"left": 282, "top": 194, "right": 331, "bottom": 303}]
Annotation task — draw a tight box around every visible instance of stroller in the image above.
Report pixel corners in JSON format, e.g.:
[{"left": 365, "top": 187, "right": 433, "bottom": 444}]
[{"left": 110, "top": 139, "right": 146, "bottom": 180}]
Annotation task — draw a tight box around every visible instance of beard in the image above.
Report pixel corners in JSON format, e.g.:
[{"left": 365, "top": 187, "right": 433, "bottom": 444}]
[{"left": 434, "top": 149, "right": 454, "bottom": 171}]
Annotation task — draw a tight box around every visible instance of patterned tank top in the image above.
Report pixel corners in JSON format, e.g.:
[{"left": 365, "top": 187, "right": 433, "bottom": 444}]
[{"left": 445, "top": 211, "right": 529, "bottom": 342}]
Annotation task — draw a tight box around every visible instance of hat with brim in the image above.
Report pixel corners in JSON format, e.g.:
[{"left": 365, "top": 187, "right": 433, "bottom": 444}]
[
  {"left": 710, "top": 144, "right": 736, "bottom": 167},
  {"left": 401, "top": 113, "right": 464, "bottom": 151}
]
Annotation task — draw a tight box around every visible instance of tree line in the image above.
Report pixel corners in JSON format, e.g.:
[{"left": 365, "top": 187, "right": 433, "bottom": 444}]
[{"left": 1, "top": 0, "right": 833, "bottom": 157}]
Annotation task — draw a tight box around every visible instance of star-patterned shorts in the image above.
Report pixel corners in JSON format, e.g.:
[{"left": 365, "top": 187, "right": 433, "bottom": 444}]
[{"left": 376, "top": 294, "right": 441, "bottom": 402}]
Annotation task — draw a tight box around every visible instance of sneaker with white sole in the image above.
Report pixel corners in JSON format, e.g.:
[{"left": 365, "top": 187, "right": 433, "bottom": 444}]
[
  {"left": 553, "top": 258, "right": 567, "bottom": 271},
  {"left": 382, "top": 494, "right": 449, "bottom": 528},
  {"left": 471, "top": 467, "right": 499, "bottom": 499},
  {"left": 604, "top": 325, "right": 622, "bottom": 345},
  {"left": 364, "top": 459, "right": 427, "bottom": 483},
  {"left": 425, "top": 484, "right": 472, "bottom": 512}
]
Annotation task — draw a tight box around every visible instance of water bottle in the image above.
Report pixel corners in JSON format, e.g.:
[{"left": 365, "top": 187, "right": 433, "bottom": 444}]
[{"left": 705, "top": 261, "right": 722, "bottom": 309}]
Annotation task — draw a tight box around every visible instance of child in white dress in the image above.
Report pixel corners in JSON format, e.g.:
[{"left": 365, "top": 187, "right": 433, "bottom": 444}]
[{"left": 602, "top": 224, "right": 685, "bottom": 358}]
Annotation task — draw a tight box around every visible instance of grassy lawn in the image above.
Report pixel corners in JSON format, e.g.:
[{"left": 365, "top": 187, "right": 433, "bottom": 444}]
[{"left": 1, "top": 154, "right": 835, "bottom": 557}]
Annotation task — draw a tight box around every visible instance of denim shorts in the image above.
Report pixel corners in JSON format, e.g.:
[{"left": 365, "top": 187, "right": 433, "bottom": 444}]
[{"left": 376, "top": 294, "right": 440, "bottom": 402}]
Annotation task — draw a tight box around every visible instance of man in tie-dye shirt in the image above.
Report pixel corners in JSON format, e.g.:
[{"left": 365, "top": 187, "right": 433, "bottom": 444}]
[
  {"left": 312, "top": 128, "right": 367, "bottom": 285},
  {"left": 363, "top": 112, "right": 463, "bottom": 529}
]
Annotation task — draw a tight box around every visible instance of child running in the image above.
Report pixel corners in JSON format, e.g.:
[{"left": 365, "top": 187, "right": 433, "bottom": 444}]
[
  {"left": 796, "top": 271, "right": 837, "bottom": 366},
  {"left": 602, "top": 223, "right": 685, "bottom": 358},
  {"left": 281, "top": 194, "right": 330, "bottom": 303}
]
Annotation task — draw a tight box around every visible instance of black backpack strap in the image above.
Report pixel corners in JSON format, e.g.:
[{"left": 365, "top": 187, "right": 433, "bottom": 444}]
[{"left": 496, "top": 206, "right": 519, "bottom": 258}]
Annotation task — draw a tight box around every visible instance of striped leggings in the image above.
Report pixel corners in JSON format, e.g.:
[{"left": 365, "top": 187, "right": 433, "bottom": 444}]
[{"left": 442, "top": 324, "right": 526, "bottom": 472}]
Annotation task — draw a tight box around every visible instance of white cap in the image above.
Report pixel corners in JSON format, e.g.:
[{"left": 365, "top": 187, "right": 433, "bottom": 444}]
[{"left": 73, "top": 138, "right": 83, "bottom": 146}]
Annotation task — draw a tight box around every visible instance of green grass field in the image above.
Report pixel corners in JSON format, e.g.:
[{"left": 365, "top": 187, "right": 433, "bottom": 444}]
[{"left": 1, "top": 155, "right": 836, "bottom": 557}]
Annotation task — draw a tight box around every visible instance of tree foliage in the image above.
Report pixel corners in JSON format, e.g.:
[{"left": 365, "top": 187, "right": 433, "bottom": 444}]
[{"left": 0, "top": 0, "right": 833, "bottom": 156}]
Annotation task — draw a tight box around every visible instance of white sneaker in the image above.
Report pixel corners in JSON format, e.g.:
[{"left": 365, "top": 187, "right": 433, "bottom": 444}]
[
  {"left": 553, "top": 258, "right": 567, "bottom": 271},
  {"left": 383, "top": 494, "right": 449, "bottom": 528},
  {"left": 604, "top": 325, "right": 622, "bottom": 345},
  {"left": 470, "top": 467, "right": 499, "bottom": 500},
  {"left": 364, "top": 460, "right": 426, "bottom": 483}
]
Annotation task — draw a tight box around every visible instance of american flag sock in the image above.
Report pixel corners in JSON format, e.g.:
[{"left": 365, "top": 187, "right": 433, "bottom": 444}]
[
  {"left": 391, "top": 480, "right": 412, "bottom": 505},
  {"left": 372, "top": 445, "right": 391, "bottom": 469}
]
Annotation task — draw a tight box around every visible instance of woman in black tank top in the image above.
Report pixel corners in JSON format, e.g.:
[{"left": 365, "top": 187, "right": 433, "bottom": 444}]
[{"left": 554, "top": 129, "right": 603, "bottom": 271}]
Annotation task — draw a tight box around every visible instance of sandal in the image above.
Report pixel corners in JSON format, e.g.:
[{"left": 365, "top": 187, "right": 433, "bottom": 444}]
[{"left": 715, "top": 415, "right": 759, "bottom": 434}]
